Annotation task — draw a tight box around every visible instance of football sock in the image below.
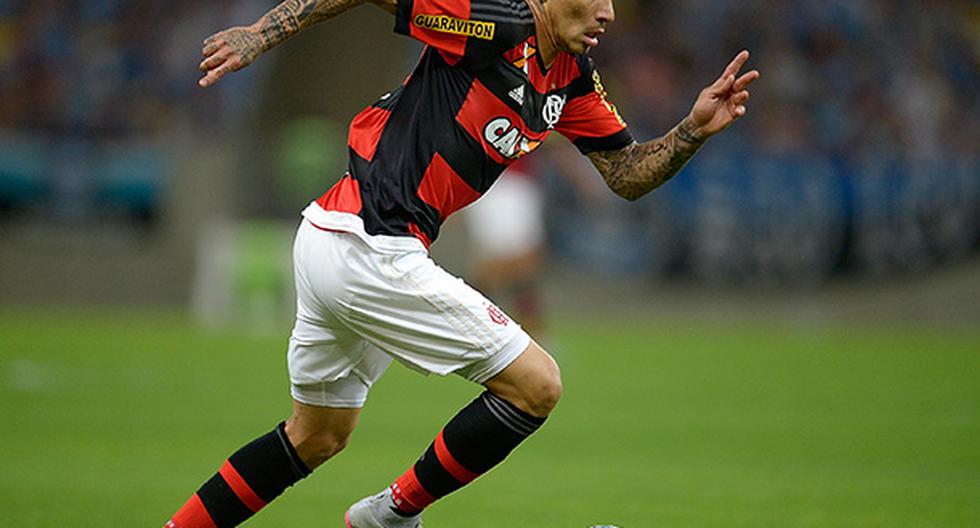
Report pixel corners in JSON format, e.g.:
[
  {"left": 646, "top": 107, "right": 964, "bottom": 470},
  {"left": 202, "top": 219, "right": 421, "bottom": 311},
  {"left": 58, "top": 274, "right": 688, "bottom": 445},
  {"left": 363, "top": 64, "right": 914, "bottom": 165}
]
[
  {"left": 166, "top": 422, "right": 310, "bottom": 528},
  {"left": 390, "top": 391, "right": 546, "bottom": 515}
]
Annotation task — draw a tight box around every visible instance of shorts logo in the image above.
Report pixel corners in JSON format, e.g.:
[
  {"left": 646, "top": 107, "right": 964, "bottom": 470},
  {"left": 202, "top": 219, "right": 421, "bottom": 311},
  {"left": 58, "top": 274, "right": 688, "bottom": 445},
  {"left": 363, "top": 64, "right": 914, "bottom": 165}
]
[
  {"left": 483, "top": 117, "right": 542, "bottom": 160},
  {"left": 413, "top": 14, "right": 496, "bottom": 41},
  {"left": 486, "top": 304, "right": 509, "bottom": 326},
  {"left": 542, "top": 94, "right": 566, "bottom": 129}
]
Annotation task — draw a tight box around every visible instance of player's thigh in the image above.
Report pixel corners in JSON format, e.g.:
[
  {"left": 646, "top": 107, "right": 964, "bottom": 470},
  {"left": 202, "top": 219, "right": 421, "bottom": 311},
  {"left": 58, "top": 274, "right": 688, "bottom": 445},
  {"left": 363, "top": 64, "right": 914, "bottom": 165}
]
[
  {"left": 288, "top": 316, "right": 391, "bottom": 408},
  {"left": 289, "top": 221, "right": 393, "bottom": 408},
  {"left": 340, "top": 245, "right": 530, "bottom": 384}
]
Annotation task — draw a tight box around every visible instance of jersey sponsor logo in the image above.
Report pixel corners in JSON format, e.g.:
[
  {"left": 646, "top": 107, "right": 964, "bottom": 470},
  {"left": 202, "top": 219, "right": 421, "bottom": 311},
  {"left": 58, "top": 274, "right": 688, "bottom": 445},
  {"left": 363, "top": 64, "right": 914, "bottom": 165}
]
[
  {"left": 483, "top": 117, "right": 542, "bottom": 160},
  {"left": 542, "top": 94, "right": 566, "bottom": 129},
  {"left": 413, "top": 14, "right": 496, "bottom": 41},
  {"left": 486, "top": 303, "right": 509, "bottom": 326}
]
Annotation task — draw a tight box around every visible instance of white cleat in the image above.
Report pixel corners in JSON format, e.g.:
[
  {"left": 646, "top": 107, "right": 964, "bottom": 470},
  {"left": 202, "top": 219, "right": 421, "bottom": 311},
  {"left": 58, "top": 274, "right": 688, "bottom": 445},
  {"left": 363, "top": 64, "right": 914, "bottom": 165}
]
[{"left": 345, "top": 488, "right": 423, "bottom": 528}]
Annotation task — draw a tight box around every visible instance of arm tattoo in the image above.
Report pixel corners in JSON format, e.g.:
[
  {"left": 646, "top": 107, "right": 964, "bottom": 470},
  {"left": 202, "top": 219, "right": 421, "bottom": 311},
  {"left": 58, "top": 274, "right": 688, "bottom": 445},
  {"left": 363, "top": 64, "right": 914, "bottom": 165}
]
[
  {"left": 256, "top": 0, "right": 365, "bottom": 51},
  {"left": 207, "top": 0, "right": 396, "bottom": 69},
  {"left": 587, "top": 117, "right": 706, "bottom": 201}
]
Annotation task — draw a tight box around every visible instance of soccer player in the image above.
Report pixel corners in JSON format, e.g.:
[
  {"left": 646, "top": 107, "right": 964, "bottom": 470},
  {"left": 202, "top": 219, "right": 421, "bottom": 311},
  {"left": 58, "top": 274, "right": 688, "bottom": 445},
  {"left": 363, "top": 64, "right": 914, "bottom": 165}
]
[{"left": 166, "top": 0, "right": 759, "bottom": 526}]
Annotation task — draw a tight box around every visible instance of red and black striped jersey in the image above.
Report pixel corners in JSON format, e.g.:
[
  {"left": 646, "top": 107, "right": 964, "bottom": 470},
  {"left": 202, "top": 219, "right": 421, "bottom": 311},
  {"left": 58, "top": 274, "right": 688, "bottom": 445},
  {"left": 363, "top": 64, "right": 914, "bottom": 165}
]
[{"left": 310, "top": 0, "right": 632, "bottom": 248}]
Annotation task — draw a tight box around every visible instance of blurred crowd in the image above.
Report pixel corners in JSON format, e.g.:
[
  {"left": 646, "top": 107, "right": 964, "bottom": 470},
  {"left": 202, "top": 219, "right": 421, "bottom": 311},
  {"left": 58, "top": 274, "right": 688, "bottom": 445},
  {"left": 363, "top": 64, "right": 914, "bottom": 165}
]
[
  {"left": 1, "top": 0, "right": 977, "bottom": 283},
  {"left": 0, "top": 0, "right": 266, "bottom": 221},
  {"left": 548, "top": 0, "right": 980, "bottom": 282}
]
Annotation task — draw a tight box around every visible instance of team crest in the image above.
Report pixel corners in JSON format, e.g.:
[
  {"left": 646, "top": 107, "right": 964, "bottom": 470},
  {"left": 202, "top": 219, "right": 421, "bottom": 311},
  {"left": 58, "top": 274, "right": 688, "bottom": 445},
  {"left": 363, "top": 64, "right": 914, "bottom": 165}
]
[
  {"left": 486, "top": 304, "right": 509, "bottom": 326},
  {"left": 543, "top": 94, "right": 566, "bottom": 129}
]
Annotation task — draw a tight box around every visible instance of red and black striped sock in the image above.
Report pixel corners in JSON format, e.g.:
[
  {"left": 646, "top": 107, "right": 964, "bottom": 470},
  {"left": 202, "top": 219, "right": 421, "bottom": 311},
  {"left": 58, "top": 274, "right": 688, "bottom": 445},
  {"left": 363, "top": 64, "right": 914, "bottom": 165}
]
[
  {"left": 165, "top": 422, "right": 310, "bottom": 528},
  {"left": 390, "top": 391, "right": 546, "bottom": 515}
]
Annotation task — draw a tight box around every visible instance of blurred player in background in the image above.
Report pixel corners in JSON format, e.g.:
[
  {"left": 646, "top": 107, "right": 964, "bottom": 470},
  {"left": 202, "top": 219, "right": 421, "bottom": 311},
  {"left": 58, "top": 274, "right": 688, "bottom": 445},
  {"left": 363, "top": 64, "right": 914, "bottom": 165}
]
[
  {"left": 464, "top": 158, "right": 546, "bottom": 336},
  {"left": 164, "top": 0, "right": 758, "bottom": 527}
]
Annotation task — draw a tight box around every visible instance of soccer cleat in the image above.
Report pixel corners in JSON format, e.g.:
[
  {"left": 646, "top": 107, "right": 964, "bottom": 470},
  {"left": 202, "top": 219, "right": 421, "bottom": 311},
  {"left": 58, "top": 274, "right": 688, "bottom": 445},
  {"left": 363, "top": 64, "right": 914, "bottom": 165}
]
[{"left": 345, "top": 488, "right": 423, "bottom": 528}]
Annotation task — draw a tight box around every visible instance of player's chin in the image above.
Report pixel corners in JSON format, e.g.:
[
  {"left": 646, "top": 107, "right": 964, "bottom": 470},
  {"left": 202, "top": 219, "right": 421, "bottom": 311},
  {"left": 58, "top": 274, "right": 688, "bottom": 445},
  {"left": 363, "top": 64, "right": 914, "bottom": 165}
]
[{"left": 567, "top": 40, "right": 593, "bottom": 55}]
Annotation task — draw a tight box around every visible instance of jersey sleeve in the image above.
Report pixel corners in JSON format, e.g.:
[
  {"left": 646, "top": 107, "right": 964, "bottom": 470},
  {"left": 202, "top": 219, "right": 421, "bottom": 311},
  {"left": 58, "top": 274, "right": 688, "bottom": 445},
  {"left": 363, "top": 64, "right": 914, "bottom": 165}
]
[
  {"left": 394, "top": 0, "right": 533, "bottom": 66},
  {"left": 555, "top": 56, "right": 634, "bottom": 154}
]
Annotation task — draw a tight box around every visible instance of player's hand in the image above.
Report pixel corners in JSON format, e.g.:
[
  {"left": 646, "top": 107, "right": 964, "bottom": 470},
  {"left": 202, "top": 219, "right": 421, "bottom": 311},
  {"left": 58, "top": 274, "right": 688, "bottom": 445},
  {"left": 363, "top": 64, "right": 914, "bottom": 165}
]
[
  {"left": 687, "top": 50, "right": 760, "bottom": 139},
  {"left": 199, "top": 25, "right": 266, "bottom": 88}
]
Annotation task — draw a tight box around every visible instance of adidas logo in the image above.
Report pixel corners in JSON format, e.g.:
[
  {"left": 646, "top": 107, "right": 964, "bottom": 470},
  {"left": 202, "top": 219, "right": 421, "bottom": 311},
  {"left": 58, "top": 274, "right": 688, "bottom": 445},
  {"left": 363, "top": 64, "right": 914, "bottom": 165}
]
[{"left": 508, "top": 85, "right": 525, "bottom": 106}]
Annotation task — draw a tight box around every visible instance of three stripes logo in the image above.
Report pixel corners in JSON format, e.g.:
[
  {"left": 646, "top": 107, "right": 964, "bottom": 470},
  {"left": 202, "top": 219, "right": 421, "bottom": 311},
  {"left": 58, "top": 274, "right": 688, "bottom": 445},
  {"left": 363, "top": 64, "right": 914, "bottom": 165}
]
[{"left": 508, "top": 85, "right": 525, "bottom": 106}]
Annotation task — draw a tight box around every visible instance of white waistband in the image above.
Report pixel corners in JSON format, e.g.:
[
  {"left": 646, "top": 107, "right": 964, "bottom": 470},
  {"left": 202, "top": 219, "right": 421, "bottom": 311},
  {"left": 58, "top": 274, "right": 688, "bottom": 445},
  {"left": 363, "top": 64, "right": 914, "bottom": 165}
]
[{"left": 301, "top": 203, "right": 427, "bottom": 254}]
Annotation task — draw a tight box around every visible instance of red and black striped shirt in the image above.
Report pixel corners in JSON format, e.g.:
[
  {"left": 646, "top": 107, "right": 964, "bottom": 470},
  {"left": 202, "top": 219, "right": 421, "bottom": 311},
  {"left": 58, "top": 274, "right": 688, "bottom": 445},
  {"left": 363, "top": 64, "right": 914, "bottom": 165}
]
[{"left": 311, "top": 0, "right": 632, "bottom": 247}]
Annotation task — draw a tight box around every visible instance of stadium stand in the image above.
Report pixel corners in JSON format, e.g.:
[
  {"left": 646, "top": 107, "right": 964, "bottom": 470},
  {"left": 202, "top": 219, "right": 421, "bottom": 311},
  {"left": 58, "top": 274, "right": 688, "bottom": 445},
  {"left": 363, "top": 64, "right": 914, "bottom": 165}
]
[
  {"left": 0, "top": 0, "right": 264, "bottom": 222},
  {"left": 1, "top": 0, "right": 976, "bottom": 285},
  {"left": 546, "top": 0, "right": 979, "bottom": 282}
]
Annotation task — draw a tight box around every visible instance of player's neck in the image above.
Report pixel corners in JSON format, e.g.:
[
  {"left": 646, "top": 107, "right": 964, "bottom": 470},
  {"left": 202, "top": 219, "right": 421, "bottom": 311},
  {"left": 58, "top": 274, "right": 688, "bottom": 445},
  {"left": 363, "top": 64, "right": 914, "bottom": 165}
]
[{"left": 526, "top": 0, "right": 558, "bottom": 68}]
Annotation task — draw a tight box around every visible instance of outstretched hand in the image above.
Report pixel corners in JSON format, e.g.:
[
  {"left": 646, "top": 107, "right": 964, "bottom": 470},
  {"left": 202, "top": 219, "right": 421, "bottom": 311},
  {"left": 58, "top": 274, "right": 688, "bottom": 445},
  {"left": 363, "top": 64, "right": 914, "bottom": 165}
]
[
  {"left": 198, "top": 26, "right": 266, "bottom": 88},
  {"left": 687, "top": 50, "right": 760, "bottom": 139}
]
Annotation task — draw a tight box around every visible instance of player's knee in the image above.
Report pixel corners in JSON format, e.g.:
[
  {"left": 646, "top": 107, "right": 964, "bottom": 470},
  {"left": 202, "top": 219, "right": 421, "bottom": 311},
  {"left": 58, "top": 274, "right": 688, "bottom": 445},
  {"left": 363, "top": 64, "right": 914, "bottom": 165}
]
[
  {"left": 302, "top": 429, "right": 352, "bottom": 468},
  {"left": 317, "top": 430, "right": 352, "bottom": 459},
  {"left": 285, "top": 414, "right": 356, "bottom": 470},
  {"left": 526, "top": 364, "right": 563, "bottom": 417},
  {"left": 486, "top": 343, "right": 563, "bottom": 417}
]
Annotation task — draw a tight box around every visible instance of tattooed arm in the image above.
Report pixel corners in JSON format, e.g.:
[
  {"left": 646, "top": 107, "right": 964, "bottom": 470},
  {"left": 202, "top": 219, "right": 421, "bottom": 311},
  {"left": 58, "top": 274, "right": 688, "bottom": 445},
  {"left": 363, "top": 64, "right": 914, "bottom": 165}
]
[
  {"left": 198, "top": 0, "right": 398, "bottom": 88},
  {"left": 587, "top": 118, "right": 705, "bottom": 201},
  {"left": 588, "top": 51, "right": 760, "bottom": 201}
]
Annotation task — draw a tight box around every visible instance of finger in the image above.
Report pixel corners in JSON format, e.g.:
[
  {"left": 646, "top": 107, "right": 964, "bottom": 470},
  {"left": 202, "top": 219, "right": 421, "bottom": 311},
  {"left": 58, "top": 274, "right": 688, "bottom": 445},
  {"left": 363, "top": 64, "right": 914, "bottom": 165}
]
[
  {"left": 733, "top": 70, "right": 760, "bottom": 91},
  {"left": 728, "top": 50, "right": 750, "bottom": 75},
  {"left": 203, "top": 36, "right": 222, "bottom": 57},
  {"left": 710, "top": 69, "right": 731, "bottom": 90},
  {"left": 734, "top": 105, "right": 747, "bottom": 118},
  {"left": 200, "top": 55, "right": 218, "bottom": 72},
  {"left": 199, "top": 48, "right": 231, "bottom": 72},
  {"left": 710, "top": 74, "right": 735, "bottom": 95},
  {"left": 200, "top": 56, "right": 223, "bottom": 72},
  {"left": 732, "top": 90, "right": 750, "bottom": 105},
  {"left": 710, "top": 51, "right": 748, "bottom": 89},
  {"left": 199, "top": 65, "right": 230, "bottom": 88}
]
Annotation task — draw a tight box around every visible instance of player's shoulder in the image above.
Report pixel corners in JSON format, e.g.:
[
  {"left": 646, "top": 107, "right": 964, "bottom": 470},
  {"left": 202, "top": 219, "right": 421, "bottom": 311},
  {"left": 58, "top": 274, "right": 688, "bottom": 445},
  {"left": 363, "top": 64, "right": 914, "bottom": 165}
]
[
  {"left": 469, "top": 0, "right": 534, "bottom": 25},
  {"left": 462, "top": 1, "right": 535, "bottom": 68}
]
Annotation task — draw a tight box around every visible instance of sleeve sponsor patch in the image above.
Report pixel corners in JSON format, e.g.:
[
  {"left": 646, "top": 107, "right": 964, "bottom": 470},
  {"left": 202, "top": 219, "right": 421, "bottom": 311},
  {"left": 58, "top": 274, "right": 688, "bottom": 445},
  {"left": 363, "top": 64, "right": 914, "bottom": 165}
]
[
  {"left": 413, "top": 14, "right": 496, "bottom": 40},
  {"left": 592, "top": 70, "right": 626, "bottom": 127}
]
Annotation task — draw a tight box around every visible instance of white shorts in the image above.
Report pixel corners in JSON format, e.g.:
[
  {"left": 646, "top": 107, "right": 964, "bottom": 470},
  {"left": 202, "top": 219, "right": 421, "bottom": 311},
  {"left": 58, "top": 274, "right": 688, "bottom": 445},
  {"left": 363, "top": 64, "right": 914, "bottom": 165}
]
[
  {"left": 288, "top": 210, "right": 530, "bottom": 408},
  {"left": 464, "top": 171, "right": 544, "bottom": 260}
]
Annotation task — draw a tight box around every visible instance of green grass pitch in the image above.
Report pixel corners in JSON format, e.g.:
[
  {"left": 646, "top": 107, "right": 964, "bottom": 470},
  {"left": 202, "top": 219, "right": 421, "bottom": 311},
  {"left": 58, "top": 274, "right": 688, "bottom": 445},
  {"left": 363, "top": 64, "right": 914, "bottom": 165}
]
[{"left": 1, "top": 308, "right": 978, "bottom": 527}]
